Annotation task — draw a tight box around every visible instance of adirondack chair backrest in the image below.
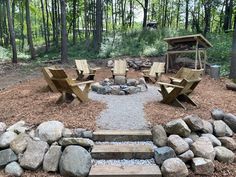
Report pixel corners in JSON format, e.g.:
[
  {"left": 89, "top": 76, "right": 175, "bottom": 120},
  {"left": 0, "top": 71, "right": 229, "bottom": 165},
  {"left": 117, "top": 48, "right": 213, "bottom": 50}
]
[
  {"left": 75, "top": 60, "right": 90, "bottom": 74},
  {"left": 113, "top": 59, "right": 128, "bottom": 75},
  {"left": 149, "top": 62, "right": 165, "bottom": 77},
  {"left": 42, "top": 66, "right": 58, "bottom": 92},
  {"left": 180, "top": 78, "right": 201, "bottom": 94},
  {"left": 175, "top": 67, "right": 203, "bottom": 80}
]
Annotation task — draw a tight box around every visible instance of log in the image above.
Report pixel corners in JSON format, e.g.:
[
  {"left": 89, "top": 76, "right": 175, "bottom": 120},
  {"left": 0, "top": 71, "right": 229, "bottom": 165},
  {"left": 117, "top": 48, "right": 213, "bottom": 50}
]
[{"left": 226, "top": 83, "right": 236, "bottom": 91}]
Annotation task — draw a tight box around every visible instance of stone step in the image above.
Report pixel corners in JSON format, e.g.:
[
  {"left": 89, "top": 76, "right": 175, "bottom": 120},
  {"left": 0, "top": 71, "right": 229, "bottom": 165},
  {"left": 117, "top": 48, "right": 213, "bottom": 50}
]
[
  {"left": 91, "top": 144, "right": 154, "bottom": 160},
  {"left": 89, "top": 165, "right": 162, "bottom": 177},
  {"left": 93, "top": 130, "right": 152, "bottom": 142}
]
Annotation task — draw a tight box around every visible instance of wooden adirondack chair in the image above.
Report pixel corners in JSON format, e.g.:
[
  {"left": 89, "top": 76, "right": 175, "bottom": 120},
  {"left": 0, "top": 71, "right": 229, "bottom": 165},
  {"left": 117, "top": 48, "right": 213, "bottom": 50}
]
[
  {"left": 157, "top": 78, "right": 201, "bottom": 109},
  {"left": 142, "top": 62, "right": 165, "bottom": 83},
  {"left": 42, "top": 66, "right": 58, "bottom": 93},
  {"left": 75, "top": 59, "right": 99, "bottom": 81},
  {"left": 111, "top": 59, "right": 129, "bottom": 78},
  {"left": 49, "top": 68, "right": 94, "bottom": 103}
]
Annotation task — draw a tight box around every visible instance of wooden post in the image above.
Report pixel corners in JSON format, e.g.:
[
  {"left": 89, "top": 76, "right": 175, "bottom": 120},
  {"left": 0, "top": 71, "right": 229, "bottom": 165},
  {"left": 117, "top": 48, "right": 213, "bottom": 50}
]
[
  {"left": 195, "top": 40, "right": 199, "bottom": 69},
  {"left": 204, "top": 50, "right": 207, "bottom": 71},
  {"left": 198, "top": 50, "right": 202, "bottom": 69},
  {"left": 166, "top": 53, "right": 169, "bottom": 73}
]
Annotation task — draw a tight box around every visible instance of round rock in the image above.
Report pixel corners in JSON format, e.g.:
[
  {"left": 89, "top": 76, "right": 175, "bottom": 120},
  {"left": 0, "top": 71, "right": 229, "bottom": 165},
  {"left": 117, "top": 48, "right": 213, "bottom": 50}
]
[
  {"left": 214, "top": 146, "right": 235, "bottom": 163},
  {"left": 223, "top": 113, "right": 236, "bottom": 133},
  {"left": 0, "top": 122, "right": 6, "bottom": 134},
  {"left": 167, "top": 135, "right": 189, "bottom": 155},
  {"left": 5, "top": 162, "right": 23, "bottom": 177},
  {"left": 152, "top": 125, "right": 167, "bottom": 147},
  {"left": 0, "top": 131, "right": 17, "bottom": 148},
  {"left": 161, "top": 158, "right": 188, "bottom": 177},
  {"left": 218, "top": 137, "right": 236, "bottom": 151},
  {"left": 211, "top": 109, "right": 224, "bottom": 120},
  {"left": 165, "top": 119, "right": 191, "bottom": 137},
  {"left": 183, "top": 115, "right": 204, "bottom": 131}
]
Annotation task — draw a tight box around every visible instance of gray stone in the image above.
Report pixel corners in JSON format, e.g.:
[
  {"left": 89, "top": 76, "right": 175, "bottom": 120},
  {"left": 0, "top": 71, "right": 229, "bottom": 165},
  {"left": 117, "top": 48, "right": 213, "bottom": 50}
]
[
  {"left": 91, "top": 84, "right": 101, "bottom": 92},
  {"left": 178, "top": 150, "right": 194, "bottom": 162},
  {"left": 202, "top": 133, "right": 221, "bottom": 147},
  {"left": 183, "top": 115, "right": 204, "bottom": 131},
  {"left": 167, "top": 135, "right": 189, "bottom": 155},
  {"left": 223, "top": 113, "right": 236, "bottom": 132},
  {"left": 0, "top": 122, "right": 6, "bottom": 134},
  {"left": 107, "top": 60, "right": 114, "bottom": 68},
  {"left": 62, "top": 128, "right": 73, "bottom": 138},
  {"left": 192, "top": 157, "right": 214, "bottom": 175},
  {"left": 111, "top": 86, "right": 121, "bottom": 95},
  {"left": 154, "top": 146, "right": 176, "bottom": 165},
  {"left": 73, "top": 128, "right": 86, "bottom": 137},
  {"left": 226, "top": 125, "right": 234, "bottom": 136},
  {"left": 161, "top": 158, "right": 188, "bottom": 177},
  {"left": 5, "top": 162, "right": 23, "bottom": 177},
  {"left": 202, "top": 120, "right": 213, "bottom": 134},
  {"left": 183, "top": 138, "right": 193, "bottom": 145},
  {"left": 127, "top": 79, "right": 138, "bottom": 86},
  {"left": 10, "top": 133, "right": 31, "bottom": 154},
  {"left": 218, "top": 137, "right": 236, "bottom": 150},
  {"left": 59, "top": 138, "right": 94, "bottom": 147},
  {"left": 188, "top": 132, "right": 199, "bottom": 142},
  {"left": 36, "top": 121, "right": 64, "bottom": 143},
  {"left": 119, "top": 91, "right": 126, "bottom": 95},
  {"left": 20, "top": 140, "right": 49, "bottom": 170},
  {"left": 98, "top": 86, "right": 112, "bottom": 94},
  {"left": 0, "top": 131, "right": 17, "bottom": 148},
  {"left": 213, "top": 120, "right": 233, "bottom": 137},
  {"left": 28, "top": 129, "right": 36, "bottom": 138},
  {"left": 165, "top": 119, "right": 191, "bottom": 137},
  {"left": 81, "top": 131, "right": 93, "bottom": 139},
  {"left": 211, "top": 109, "right": 224, "bottom": 120},
  {"left": 191, "top": 137, "right": 216, "bottom": 161},
  {"left": 59, "top": 145, "right": 92, "bottom": 177},
  {"left": 0, "top": 149, "right": 17, "bottom": 167},
  {"left": 114, "top": 76, "right": 126, "bottom": 85},
  {"left": 124, "top": 86, "right": 141, "bottom": 94},
  {"left": 43, "top": 145, "right": 62, "bottom": 172},
  {"left": 7, "top": 120, "right": 28, "bottom": 134},
  {"left": 152, "top": 125, "right": 167, "bottom": 147},
  {"left": 214, "top": 146, "right": 235, "bottom": 163}
]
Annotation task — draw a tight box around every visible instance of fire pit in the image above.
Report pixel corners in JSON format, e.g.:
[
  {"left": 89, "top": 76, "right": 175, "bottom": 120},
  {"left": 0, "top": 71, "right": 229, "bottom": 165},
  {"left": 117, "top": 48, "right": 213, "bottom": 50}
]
[{"left": 91, "top": 76, "right": 148, "bottom": 95}]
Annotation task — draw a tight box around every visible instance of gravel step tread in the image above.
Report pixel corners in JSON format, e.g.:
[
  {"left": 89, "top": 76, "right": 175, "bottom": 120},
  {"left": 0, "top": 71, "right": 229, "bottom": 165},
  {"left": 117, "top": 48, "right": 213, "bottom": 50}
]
[
  {"left": 92, "top": 144, "right": 154, "bottom": 160},
  {"left": 93, "top": 130, "right": 152, "bottom": 141},
  {"left": 89, "top": 164, "right": 162, "bottom": 177}
]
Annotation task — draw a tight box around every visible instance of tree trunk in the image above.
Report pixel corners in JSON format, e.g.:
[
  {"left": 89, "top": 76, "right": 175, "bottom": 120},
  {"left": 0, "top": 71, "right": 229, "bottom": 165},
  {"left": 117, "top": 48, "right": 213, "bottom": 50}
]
[
  {"left": 72, "top": 0, "right": 77, "bottom": 45},
  {"left": 230, "top": 23, "right": 236, "bottom": 79},
  {"left": 20, "top": 0, "right": 24, "bottom": 51},
  {"left": 204, "top": 1, "right": 211, "bottom": 35},
  {"left": 176, "top": 0, "right": 180, "bottom": 28},
  {"left": 12, "top": 0, "right": 15, "bottom": 28},
  {"left": 41, "top": 0, "right": 48, "bottom": 52},
  {"left": 25, "top": 0, "right": 35, "bottom": 60},
  {"left": 60, "top": 0, "right": 68, "bottom": 63},
  {"left": 45, "top": 0, "right": 50, "bottom": 48},
  {"left": 185, "top": 0, "right": 189, "bottom": 30},
  {"left": 94, "top": 0, "right": 102, "bottom": 51},
  {"left": 6, "top": 0, "right": 17, "bottom": 63},
  {"left": 143, "top": 0, "right": 148, "bottom": 28}
]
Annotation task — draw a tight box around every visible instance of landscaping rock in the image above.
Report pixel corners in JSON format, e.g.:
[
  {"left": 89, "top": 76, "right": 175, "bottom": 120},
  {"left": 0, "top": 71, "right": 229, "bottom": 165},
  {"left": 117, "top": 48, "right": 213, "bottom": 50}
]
[
  {"left": 211, "top": 109, "right": 224, "bottom": 120},
  {"left": 59, "top": 138, "right": 94, "bottom": 147},
  {"left": 0, "top": 131, "right": 17, "bottom": 148},
  {"left": 178, "top": 150, "right": 194, "bottom": 162},
  {"left": 167, "top": 135, "right": 189, "bottom": 155},
  {"left": 202, "top": 120, "right": 213, "bottom": 134},
  {"left": 201, "top": 133, "right": 221, "bottom": 146},
  {"left": 214, "top": 146, "right": 235, "bottom": 163},
  {"left": 127, "top": 79, "right": 138, "bottom": 86},
  {"left": 161, "top": 158, "right": 188, "bottom": 177},
  {"left": 188, "top": 132, "right": 199, "bottom": 142},
  {"left": 191, "top": 137, "right": 215, "bottom": 160},
  {"left": 226, "top": 125, "right": 233, "bottom": 136},
  {"left": 114, "top": 76, "right": 126, "bottom": 85},
  {"left": 73, "top": 128, "right": 86, "bottom": 137},
  {"left": 154, "top": 146, "right": 176, "bottom": 165},
  {"left": 165, "top": 119, "right": 191, "bottom": 137},
  {"left": 43, "top": 145, "right": 62, "bottom": 172},
  {"left": 59, "top": 145, "right": 92, "bottom": 177},
  {"left": 10, "top": 133, "right": 31, "bottom": 154},
  {"left": 223, "top": 113, "right": 236, "bottom": 132},
  {"left": 218, "top": 137, "right": 236, "bottom": 150},
  {"left": 110, "top": 86, "right": 121, "bottom": 95},
  {"left": 5, "top": 162, "right": 23, "bottom": 177},
  {"left": 183, "top": 138, "right": 193, "bottom": 145},
  {"left": 36, "top": 121, "right": 64, "bottom": 143},
  {"left": 213, "top": 120, "right": 233, "bottom": 137},
  {"left": 81, "top": 131, "right": 93, "bottom": 139},
  {"left": 7, "top": 120, "right": 28, "bottom": 134},
  {"left": 0, "top": 149, "right": 17, "bottom": 167},
  {"left": 192, "top": 157, "right": 214, "bottom": 175},
  {"left": 0, "top": 122, "right": 6, "bottom": 135},
  {"left": 152, "top": 125, "right": 167, "bottom": 147},
  {"left": 62, "top": 128, "right": 73, "bottom": 138},
  {"left": 97, "top": 86, "right": 112, "bottom": 94},
  {"left": 183, "top": 115, "right": 204, "bottom": 131},
  {"left": 20, "top": 140, "right": 49, "bottom": 170}
]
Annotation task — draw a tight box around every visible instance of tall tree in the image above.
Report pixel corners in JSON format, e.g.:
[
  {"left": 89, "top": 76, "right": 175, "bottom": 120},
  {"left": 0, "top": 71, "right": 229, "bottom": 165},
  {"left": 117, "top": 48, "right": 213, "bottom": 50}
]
[
  {"left": 41, "top": 0, "right": 48, "bottom": 52},
  {"left": 60, "top": 0, "right": 68, "bottom": 63},
  {"left": 6, "top": 0, "right": 17, "bottom": 63},
  {"left": 230, "top": 23, "right": 236, "bottom": 79},
  {"left": 25, "top": 0, "right": 36, "bottom": 59},
  {"left": 185, "top": 0, "right": 189, "bottom": 30},
  {"left": 72, "top": 0, "right": 77, "bottom": 45},
  {"left": 136, "top": 0, "right": 149, "bottom": 28},
  {"left": 94, "top": 0, "right": 102, "bottom": 51}
]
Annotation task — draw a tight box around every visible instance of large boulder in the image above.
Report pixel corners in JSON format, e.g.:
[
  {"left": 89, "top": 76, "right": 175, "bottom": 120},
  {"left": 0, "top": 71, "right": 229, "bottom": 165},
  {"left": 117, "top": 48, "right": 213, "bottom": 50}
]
[
  {"left": 43, "top": 145, "right": 62, "bottom": 172},
  {"left": 154, "top": 146, "right": 176, "bottom": 165},
  {"left": 201, "top": 120, "right": 213, "bottom": 134},
  {"left": 0, "top": 122, "right": 6, "bottom": 135},
  {"left": 213, "top": 120, "right": 233, "bottom": 137},
  {"left": 211, "top": 109, "right": 224, "bottom": 120},
  {"left": 178, "top": 150, "right": 194, "bottom": 163},
  {"left": 165, "top": 119, "right": 191, "bottom": 137},
  {"left": 192, "top": 157, "right": 214, "bottom": 175},
  {"left": 59, "top": 145, "right": 92, "bottom": 177},
  {"left": 36, "top": 121, "right": 64, "bottom": 143},
  {"left": 183, "top": 115, "right": 204, "bottom": 131},
  {"left": 161, "top": 158, "right": 188, "bottom": 177},
  {"left": 223, "top": 113, "right": 236, "bottom": 132},
  {"left": 59, "top": 138, "right": 94, "bottom": 148},
  {"left": 201, "top": 134, "right": 221, "bottom": 147},
  {"left": 167, "top": 135, "right": 189, "bottom": 155},
  {"left": 152, "top": 125, "right": 167, "bottom": 147},
  {"left": 0, "top": 149, "right": 17, "bottom": 167},
  {"left": 5, "top": 162, "right": 23, "bottom": 177},
  {"left": 191, "top": 137, "right": 215, "bottom": 161},
  {"left": 20, "top": 140, "right": 49, "bottom": 170},
  {"left": 0, "top": 131, "right": 17, "bottom": 148},
  {"left": 214, "top": 146, "right": 235, "bottom": 163},
  {"left": 218, "top": 137, "right": 236, "bottom": 151},
  {"left": 10, "top": 133, "right": 31, "bottom": 154}
]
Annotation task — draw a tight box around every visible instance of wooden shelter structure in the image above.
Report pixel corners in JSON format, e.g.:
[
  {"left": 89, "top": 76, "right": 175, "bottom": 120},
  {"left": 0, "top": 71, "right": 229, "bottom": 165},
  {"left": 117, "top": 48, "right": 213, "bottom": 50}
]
[{"left": 164, "top": 34, "right": 213, "bottom": 72}]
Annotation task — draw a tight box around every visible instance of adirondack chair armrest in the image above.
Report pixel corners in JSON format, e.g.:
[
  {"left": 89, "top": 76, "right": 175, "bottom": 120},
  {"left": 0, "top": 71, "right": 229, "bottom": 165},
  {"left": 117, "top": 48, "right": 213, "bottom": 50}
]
[
  {"left": 185, "top": 78, "right": 202, "bottom": 83},
  {"left": 70, "top": 80, "right": 94, "bottom": 87},
  {"left": 157, "top": 82, "right": 184, "bottom": 88},
  {"left": 90, "top": 67, "right": 101, "bottom": 74}
]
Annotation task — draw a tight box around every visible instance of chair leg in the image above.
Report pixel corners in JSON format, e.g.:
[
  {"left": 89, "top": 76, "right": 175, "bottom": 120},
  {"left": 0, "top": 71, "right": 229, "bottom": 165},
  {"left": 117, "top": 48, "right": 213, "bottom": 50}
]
[
  {"left": 178, "top": 94, "right": 198, "bottom": 107},
  {"left": 172, "top": 98, "right": 187, "bottom": 110},
  {"left": 56, "top": 92, "right": 75, "bottom": 104}
]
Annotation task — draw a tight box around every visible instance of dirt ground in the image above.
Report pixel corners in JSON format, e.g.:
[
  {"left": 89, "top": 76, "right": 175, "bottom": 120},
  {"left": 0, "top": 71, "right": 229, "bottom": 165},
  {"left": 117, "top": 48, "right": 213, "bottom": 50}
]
[{"left": 0, "top": 60, "right": 236, "bottom": 176}]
